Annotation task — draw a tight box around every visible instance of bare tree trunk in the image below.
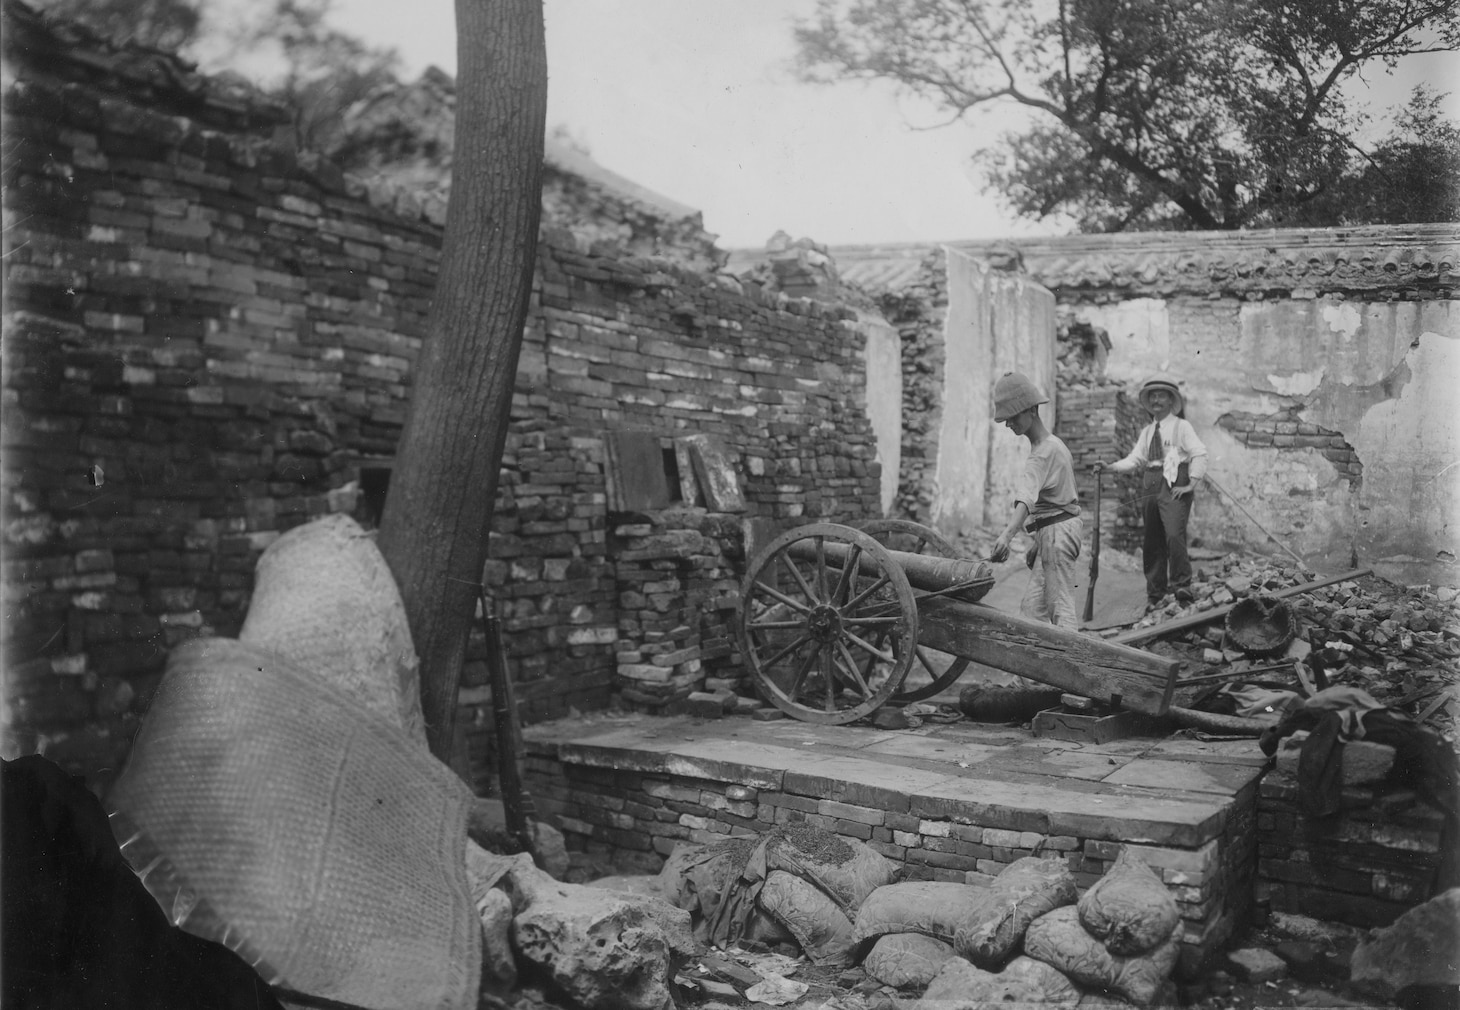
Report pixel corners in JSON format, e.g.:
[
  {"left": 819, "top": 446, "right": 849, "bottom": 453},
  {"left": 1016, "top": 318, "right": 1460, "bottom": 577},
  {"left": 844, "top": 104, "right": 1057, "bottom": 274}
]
[{"left": 375, "top": 0, "right": 547, "bottom": 764}]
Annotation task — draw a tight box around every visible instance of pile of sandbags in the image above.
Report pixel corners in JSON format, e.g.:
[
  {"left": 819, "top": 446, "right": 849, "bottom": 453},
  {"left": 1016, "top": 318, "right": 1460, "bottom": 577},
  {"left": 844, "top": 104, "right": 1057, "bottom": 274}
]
[
  {"left": 1023, "top": 849, "right": 1182, "bottom": 1006},
  {"left": 649, "top": 821, "right": 896, "bottom": 967},
  {"left": 866, "top": 851, "right": 1183, "bottom": 1008}
]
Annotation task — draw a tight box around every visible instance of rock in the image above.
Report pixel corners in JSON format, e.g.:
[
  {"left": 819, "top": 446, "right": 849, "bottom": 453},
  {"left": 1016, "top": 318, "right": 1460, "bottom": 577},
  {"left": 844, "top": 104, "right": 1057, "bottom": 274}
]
[
  {"left": 1294, "top": 987, "right": 1375, "bottom": 1007},
  {"left": 1350, "top": 888, "right": 1460, "bottom": 1001},
  {"left": 1273, "top": 940, "right": 1347, "bottom": 983},
  {"left": 477, "top": 887, "right": 517, "bottom": 989},
  {"left": 1271, "top": 912, "right": 1362, "bottom": 946},
  {"left": 508, "top": 855, "right": 696, "bottom": 1010},
  {"left": 1226, "top": 947, "right": 1288, "bottom": 983},
  {"left": 685, "top": 691, "right": 727, "bottom": 719}
]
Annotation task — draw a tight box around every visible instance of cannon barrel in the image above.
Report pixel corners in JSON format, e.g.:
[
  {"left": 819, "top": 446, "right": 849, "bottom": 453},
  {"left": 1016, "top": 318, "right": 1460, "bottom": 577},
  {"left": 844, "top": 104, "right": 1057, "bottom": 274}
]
[{"left": 785, "top": 539, "right": 991, "bottom": 599}]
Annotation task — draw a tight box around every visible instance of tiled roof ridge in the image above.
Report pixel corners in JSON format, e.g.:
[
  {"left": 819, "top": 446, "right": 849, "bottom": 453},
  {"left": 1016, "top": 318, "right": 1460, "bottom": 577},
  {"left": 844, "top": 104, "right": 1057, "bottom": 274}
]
[
  {"left": 807, "top": 224, "right": 1459, "bottom": 295},
  {"left": 1, "top": 0, "right": 289, "bottom": 133}
]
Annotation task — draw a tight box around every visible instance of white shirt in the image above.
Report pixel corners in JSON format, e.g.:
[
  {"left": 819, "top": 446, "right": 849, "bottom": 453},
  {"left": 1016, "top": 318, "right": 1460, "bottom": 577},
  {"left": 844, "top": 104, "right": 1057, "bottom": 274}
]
[{"left": 1109, "top": 416, "right": 1208, "bottom": 486}]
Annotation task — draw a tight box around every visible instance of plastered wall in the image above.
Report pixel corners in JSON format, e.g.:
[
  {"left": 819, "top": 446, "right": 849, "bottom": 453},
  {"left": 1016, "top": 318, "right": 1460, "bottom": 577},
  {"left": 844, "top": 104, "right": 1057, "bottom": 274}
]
[
  {"left": 1073, "top": 295, "right": 1459, "bottom": 583},
  {"left": 935, "top": 250, "right": 1057, "bottom": 536}
]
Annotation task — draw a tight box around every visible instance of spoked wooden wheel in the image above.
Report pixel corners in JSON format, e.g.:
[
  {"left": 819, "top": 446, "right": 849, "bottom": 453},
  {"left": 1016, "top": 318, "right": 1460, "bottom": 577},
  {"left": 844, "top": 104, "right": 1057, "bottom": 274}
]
[
  {"left": 854, "top": 520, "right": 973, "bottom": 704},
  {"left": 737, "top": 523, "right": 917, "bottom": 724}
]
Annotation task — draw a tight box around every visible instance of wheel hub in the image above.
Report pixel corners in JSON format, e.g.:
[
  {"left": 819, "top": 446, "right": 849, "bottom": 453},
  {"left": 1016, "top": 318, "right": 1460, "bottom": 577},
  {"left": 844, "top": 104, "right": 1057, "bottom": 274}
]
[{"left": 805, "top": 604, "right": 842, "bottom": 643}]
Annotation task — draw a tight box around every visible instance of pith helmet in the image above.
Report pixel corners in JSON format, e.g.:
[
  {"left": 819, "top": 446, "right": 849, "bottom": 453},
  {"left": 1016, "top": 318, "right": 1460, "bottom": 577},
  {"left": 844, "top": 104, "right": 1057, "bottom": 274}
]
[
  {"left": 993, "top": 372, "right": 1048, "bottom": 422},
  {"left": 1138, "top": 375, "right": 1185, "bottom": 414}
]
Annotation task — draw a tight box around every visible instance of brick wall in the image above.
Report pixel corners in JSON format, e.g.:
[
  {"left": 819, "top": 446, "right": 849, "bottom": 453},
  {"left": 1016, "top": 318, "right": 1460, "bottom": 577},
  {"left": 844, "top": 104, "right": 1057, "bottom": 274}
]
[
  {"left": 876, "top": 249, "right": 946, "bottom": 525},
  {"left": 1, "top": 23, "right": 883, "bottom": 792},
  {"left": 1256, "top": 769, "right": 1445, "bottom": 927}
]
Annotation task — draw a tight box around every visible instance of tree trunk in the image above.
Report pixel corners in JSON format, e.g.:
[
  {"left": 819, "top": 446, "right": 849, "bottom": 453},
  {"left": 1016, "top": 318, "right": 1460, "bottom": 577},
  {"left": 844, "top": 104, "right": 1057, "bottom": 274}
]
[{"left": 375, "top": 0, "right": 547, "bottom": 764}]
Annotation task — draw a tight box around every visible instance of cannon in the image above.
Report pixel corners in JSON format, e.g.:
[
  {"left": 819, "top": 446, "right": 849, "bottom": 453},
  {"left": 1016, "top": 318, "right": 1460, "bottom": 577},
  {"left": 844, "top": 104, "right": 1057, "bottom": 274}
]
[{"left": 735, "top": 521, "right": 1183, "bottom": 724}]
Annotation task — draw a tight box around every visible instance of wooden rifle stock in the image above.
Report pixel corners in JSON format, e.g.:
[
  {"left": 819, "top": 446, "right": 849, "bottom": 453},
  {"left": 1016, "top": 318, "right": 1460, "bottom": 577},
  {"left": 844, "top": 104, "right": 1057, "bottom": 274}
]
[
  {"left": 1082, "top": 471, "right": 1102, "bottom": 623},
  {"left": 481, "top": 586, "right": 538, "bottom": 862}
]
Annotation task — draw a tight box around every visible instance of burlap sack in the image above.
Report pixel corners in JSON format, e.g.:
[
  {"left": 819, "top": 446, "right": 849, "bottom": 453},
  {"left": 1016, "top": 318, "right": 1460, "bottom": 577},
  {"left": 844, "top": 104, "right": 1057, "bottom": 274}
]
[
  {"left": 1024, "top": 906, "right": 1178, "bottom": 1006},
  {"left": 862, "top": 933, "right": 957, "bottom": 989},
  {"left": 106, "top": 638, "right": 479, "bottom": 1009},
  {"left": 852, "top": 881, "right": 991, "bottom": 945},
  {"left": 239, "top": 513, "right": 425, "bottom": 744},
  {"left": 758, "top": 869, "right": 856, "bottom": 966},
  {"left": 953, "top": 856, "right": 1078, "bottom": 968},
  {"left": 1077, "top": 848, "right": 1181, "bottom": 956}
]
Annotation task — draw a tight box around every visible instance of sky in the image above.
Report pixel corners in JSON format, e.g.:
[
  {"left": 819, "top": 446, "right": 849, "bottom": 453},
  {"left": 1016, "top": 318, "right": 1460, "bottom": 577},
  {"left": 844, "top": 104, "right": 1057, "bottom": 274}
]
[{"left": 328, "top": 0, "right": 1459, "bottom": 252}]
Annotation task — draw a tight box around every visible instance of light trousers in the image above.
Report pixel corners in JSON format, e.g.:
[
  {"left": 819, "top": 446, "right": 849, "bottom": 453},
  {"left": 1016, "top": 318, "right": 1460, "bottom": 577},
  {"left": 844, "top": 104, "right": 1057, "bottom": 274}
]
[{"left": 1020, "top": 518, "right": 1084, "bottom": 628}]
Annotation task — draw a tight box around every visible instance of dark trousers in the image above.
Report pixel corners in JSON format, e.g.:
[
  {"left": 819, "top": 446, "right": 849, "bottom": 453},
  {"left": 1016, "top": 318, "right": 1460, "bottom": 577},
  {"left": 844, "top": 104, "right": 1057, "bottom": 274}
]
[{"left": 1141, "top": 467, "right": 1192, "bottom": 602}]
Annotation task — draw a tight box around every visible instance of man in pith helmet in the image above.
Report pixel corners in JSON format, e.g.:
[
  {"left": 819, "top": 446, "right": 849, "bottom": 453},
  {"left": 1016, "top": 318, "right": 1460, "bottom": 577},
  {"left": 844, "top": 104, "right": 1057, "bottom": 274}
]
[
  {"left": 1095, "top": 374, "right": 1208, "bottom": 609},
  {"left": 990, "top": 372, "right": 1083, "bottom": 627}
]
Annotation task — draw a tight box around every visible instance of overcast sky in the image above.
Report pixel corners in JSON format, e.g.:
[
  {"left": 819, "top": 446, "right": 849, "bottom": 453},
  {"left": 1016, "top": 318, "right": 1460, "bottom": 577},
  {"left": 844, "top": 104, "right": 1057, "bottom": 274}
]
[{"left": 332, "top": 0, "right": 1459, "bottom": 251}]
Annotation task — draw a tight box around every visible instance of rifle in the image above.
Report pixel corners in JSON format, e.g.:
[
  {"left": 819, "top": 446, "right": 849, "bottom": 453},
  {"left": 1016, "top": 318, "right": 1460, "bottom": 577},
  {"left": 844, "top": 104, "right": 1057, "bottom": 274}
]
[
  {"left": 1082, "top": 471, "right": 1102, "bottom": 623},
  {"left": 480, "top": 585, "right": 539, "bottom": 863}
]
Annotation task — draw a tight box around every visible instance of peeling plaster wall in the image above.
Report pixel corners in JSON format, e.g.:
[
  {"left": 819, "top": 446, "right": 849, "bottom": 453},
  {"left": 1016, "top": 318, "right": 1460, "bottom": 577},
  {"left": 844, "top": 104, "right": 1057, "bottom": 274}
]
[
  {"left": 858, "top": 310, "right": 903, "bottom": 516},
  {"left": 1074, "top": 296, "right": 1459, "bottom": 583},
  {"left": 934, "top": 250, "right": 1057, "bottom": 536}
]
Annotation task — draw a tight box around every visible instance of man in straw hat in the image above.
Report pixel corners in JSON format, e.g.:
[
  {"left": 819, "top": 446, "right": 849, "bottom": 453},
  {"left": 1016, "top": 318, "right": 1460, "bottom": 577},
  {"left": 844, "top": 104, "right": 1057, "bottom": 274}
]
[
  {"left": 989, "top": 372, "right": 1083, "bottom": 627},
  {"left": 1095, "top": 374, "right": 1208, "bottom": 609}
]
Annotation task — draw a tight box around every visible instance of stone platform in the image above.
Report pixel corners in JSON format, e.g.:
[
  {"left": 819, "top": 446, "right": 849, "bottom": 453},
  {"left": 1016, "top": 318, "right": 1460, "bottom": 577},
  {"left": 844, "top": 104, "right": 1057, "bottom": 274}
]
[{"left": 521, "top": 710, "right": 1269, "bottom": 976}]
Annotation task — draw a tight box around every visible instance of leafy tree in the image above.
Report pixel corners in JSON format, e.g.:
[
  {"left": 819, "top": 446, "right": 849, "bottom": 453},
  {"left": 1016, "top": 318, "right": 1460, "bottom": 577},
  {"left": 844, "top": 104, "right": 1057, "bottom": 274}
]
[
  {"left": 1281, "top": 84, "right": 1460, "bottom": 225},
  {"left": 795, "top": 0, "right": 1460, "bottom": 231},
  {"left": 375, "top": 0, "right": 547, "bottom": 764},
  {"left": 30, "top": 0, "right": 203, "bottom": 51}
]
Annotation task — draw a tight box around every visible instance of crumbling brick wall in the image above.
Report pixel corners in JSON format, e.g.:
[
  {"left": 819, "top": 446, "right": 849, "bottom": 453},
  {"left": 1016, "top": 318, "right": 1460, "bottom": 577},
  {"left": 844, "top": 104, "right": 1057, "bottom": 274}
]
[
  {"left": 877, "top": 249, "right": 947, "bottom": 525},
  {"left": 0, "top": 6, "right": 882, "bottom": 792}
]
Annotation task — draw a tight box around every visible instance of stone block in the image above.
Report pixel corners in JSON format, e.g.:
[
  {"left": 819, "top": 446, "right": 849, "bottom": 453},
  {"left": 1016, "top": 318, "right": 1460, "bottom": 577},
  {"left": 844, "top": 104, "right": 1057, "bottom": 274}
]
[{"left": 1226, "top": 948, "right": 1287, "bottom": 983}]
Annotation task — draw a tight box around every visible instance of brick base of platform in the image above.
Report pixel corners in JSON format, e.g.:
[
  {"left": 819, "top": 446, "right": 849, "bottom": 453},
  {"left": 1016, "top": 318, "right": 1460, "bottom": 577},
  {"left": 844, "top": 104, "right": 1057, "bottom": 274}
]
[
  {"left": 521, "top": 714, "right": 1266, "bottom": 977},
  {"left": 1256, "top": 767, "right": 1448, "bottom": 927}
]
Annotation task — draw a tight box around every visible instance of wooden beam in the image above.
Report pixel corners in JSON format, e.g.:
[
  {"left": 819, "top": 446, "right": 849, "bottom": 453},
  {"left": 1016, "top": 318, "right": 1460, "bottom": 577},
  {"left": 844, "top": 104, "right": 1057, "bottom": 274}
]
[
  {"left": 916, "top": 596, "right": 1181, "bottom": 715},
  {"left": 1109, "top": 568, "right": 1373, "bottom": 646}
]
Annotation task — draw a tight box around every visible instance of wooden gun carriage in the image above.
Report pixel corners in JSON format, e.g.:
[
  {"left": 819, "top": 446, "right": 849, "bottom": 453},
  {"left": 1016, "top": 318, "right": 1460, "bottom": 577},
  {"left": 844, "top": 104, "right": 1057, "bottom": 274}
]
[{"left": 734, "top": 521, "right": 1182, "bottom": 724}]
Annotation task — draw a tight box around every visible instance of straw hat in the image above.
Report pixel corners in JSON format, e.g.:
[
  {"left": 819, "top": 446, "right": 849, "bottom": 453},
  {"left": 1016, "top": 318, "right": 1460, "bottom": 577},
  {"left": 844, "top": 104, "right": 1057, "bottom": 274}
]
[{"left": 1138, "top": 375, "right": 1185, "bottom": 414}]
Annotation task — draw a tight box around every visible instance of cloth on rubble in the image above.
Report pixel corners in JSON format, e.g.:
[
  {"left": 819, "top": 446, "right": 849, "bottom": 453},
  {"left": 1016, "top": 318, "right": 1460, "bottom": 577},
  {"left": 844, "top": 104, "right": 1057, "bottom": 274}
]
[
  {"left": 1259, "top": 686, "right": 1460, "bottom": 890},
  {"left": 106, "top": 637, "right": 481, "bottom": 1010},
  {"left": 1195, "top": 683, "right": 1303, "bottom": 722},
  {"left": 2, "top": 754, "right": 285, "bottom": 1010}
]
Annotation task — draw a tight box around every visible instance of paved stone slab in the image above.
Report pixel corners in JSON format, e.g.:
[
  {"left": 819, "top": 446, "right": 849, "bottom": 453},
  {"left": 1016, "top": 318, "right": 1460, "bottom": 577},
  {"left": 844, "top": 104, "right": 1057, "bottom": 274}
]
[
  {"left": 783, "top": 756, "right": 963, "bottom": 815},
  {"left": 974, "top": 744, "right": 1139, "bottom": 781},
  {"left": 860, "top": 735, "right": 1003, "bottom": 766},
  {"left": 1102, "top": 758, "right": 1264, "bottom": 796},
  {"left": 908, "top": 775, "right": 1227, "bottom": 846},
  {"left": 1144, "top": 735, "right": 1270, "bottom": 767}
]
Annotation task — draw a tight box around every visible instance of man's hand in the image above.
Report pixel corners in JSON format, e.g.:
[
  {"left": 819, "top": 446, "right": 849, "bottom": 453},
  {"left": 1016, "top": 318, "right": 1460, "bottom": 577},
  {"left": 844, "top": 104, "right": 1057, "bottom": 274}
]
[
  {"left": 990, "top": 532, "right": 1013, "bottom": 563},
  {"left": 1171, "top": 482, "right": 1195, "bottom": 499},
  {"left": 1092, "top": 461, "right": 1105, "bottom": 473}
]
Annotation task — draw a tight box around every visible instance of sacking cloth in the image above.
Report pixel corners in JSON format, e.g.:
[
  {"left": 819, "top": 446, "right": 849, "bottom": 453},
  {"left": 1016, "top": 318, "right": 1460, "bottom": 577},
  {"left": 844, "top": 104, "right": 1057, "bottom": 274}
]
[{"left": 106, "top": 636, "right": 480, "bottom": 1009}]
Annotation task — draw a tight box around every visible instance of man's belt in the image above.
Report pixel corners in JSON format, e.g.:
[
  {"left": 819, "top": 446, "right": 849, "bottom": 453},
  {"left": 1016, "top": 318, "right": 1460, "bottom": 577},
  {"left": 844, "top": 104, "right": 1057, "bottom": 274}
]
[{"left": 1027, "top": 510, "right": 1078, "bottom": 533}]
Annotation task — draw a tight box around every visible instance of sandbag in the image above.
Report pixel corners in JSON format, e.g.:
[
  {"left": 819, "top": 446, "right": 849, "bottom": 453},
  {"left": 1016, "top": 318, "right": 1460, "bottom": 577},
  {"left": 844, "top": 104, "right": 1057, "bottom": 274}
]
[
  {"left": 862, "top": 933, "right": 957, "bottom": 989},
  {"left": 852, "top": 881, "right": 990, "bottom": 945},
  {"left": 1002, "top": 955, "right": 1083, "bottom": 1003},
  {"left": 915, "top": 956, "right": 1049, "bottom": 1008},
  {"left": 953, "top": 856, "right": 1078, "bottom": 968},
  {"left": 1024, "top": 906, "right": 1179, "bottom": 1006},
  {"left": 766, "top": 822, "right": 895, "bottom": 916},
  {"left": 1077, "top": 848, "right": 1181, "bottom": 955},
  {"left": 758, "top": 869, "right": 855, "bottom": 966}
]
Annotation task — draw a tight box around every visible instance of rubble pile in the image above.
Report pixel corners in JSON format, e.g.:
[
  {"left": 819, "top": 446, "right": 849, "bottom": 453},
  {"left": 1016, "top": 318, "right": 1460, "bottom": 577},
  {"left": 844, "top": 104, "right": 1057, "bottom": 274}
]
[{"left": 1117, "top": 554, "right": 1460, "bottom": 739}]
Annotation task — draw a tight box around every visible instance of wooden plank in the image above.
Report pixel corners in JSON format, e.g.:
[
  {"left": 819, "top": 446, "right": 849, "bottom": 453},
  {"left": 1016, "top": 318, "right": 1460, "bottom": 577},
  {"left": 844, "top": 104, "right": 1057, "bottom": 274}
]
[
  {"left": 916, "top": 596, "right": 1181, "bottom": 716},
  {"left": 1109, "top": 567, "right": 1373, "bottom": 646},
  {"left": 604, "top": 430, "right": 670, "bottom": 511},
  {"left": 681, "top": 433, "right": 745, "bottom": 512}
]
